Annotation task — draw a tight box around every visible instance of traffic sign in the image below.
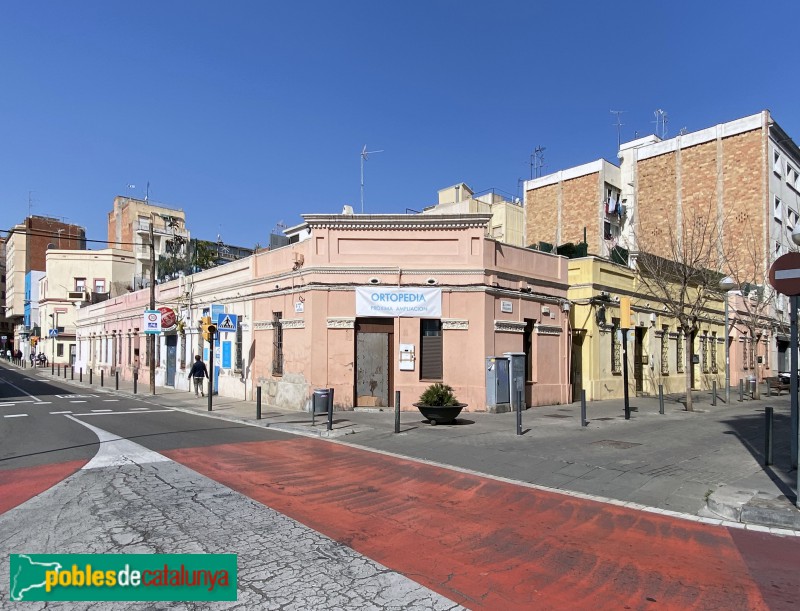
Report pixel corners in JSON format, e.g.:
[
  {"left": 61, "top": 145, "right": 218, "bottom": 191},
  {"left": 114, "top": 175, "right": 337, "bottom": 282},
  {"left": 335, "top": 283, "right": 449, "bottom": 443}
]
[
  {"left": 216, "top": 313, "right": 238, "bottom": 333},
  {"left": 48, "top": 329, "right": 59, "bottom": 338},
  {"left": 769, "top": 252, "right": 800, "bottom": 296},
  {"left": 143, "top": 309, "right": 161, "bottom": 334}
]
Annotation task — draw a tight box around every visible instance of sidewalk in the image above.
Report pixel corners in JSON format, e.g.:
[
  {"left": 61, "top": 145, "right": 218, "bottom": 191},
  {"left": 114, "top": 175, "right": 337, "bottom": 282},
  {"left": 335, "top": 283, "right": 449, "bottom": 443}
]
[{"left": 19, "top": 360, "right": 800, "bottom": 534}]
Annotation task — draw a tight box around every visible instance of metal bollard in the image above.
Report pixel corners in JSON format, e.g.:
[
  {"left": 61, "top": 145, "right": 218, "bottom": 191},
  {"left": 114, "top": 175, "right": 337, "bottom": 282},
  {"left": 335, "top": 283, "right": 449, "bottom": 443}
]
[
  {"left": 765, "top": 406, "right": 774, "bottom": 466},
  {"left": 63, "top": 365, "right": 67, "bottom": 379},
  {"left": 80, "top": 368, "right": 83, "bottom": 382},
  {"left": 100, "top": 370, "right": 104, "bottom": 387},
  {"left": 580, "top": 389, "right": 587, "bottom": 427},
  {"left": 115, "top": 371, "right": 119, "bottom": 390},
  {"left": 327, "top": 387, "right": 334, "bottom": 432},
  {"left": 133, "top": 372, "right": 137, "bottom": 394},
  {"left": 738, "top": 379, "right": 744, "bottom": 402},
  {"left": 51, "top": 361, "right": 54, "bottom": 375},
  {"left": 89, "top": 369, "right": 93, "bottom": 385},
  {"left": 659, "top": 384, "right": 664, "bottom": 415},
  {"left": 208, "top": 378, "right": 212, "bottom": 411},
  {"left": 71, "top": 366, "right": 74, "bottom": 380},
  {"left": 58, "top": 364, "right": 61, "bottom": 376},
  {"left": 256, "top": 386, "right": 262, "bottom": 420},
  {"left": 712, "top": 381, "right": 717, "bottom": 406},
  {"left": 516, "top": 389, "right": 523, "bottom": 436},
  {"left": 394, "top": 390, "right": 400, "bottom": 434}
]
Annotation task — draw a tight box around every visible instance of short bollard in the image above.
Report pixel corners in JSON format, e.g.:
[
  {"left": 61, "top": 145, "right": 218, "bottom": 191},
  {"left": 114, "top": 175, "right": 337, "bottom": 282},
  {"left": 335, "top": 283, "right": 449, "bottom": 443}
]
[
  {"left": 80, "top": 368, "right": 83, "bottom": 383},
  {"left": 63, "top": 365, "right": 67, "bottom": 379},
  {"left": 659, "top": 384, "right": 665, "bottom": 415},
  {"left": 115, "top": 371, "right": 119, "bottom": 390},
  {"left": 765, "top": 406, "right": 774, "bottom": 466},
  {"left": 71, "top": 366, "right": 74, "bottom": 380},
  {"left": 133, "top": 372, "right": 138, "bottom": 394},
  {"left": 394, "top": 390, "right": 401, "bottom": 434},
  {"left": 327, "top": 387, "right": 335, "bottom": 432},
  {"left": 516, "top": 389, "right": 523, "bottom": 436},
  {"left": 256, "top": 386, "right": 262, "bottom": 420},
  {"left": 89, "top": 369, "right": 93, "bottom": 385},
  {"left": 580, "top": 389, "right": 587, "bottom": 427},
  {"left": 100, "top": 370, "right": 104, "bottom": 387},
  {"left": 738, "top": 379, "right": 744, "bottom": 402},
  {"left": 712, "top": 381, "right": 717, "bottom": 406},
  {"left": 51, "top": 362, "right": 54, "bottom": 375}
]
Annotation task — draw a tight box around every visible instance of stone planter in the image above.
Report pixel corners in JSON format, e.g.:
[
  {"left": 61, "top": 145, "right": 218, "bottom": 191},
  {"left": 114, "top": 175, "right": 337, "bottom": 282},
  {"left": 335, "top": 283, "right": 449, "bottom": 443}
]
[{"left": 413, "top": 402, "right": 467, "bottom": 425}]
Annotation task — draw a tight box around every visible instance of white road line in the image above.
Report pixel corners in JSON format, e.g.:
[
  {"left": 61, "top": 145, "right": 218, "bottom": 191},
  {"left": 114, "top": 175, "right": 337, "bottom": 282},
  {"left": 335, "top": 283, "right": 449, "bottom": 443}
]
[
  {"left": 91, "top": 409, "right": 113, "bottom": 413},
  {"left": 0, "top": 380, "right": 41, "bottom": 402},
  {"left": 0, "top": 400, "right": 35, "bottom": 406},
  {"left": 38, "top": 402, "right": 52, "bottom": 405},
  {"left": 72, "top": 410, "right": 174, "bottom": 416},
  {"left": 129, "top": 408, "right": 150, "bottom": 411},
  {"left": 70, "top": 400, "right": 88, "bottom": 403},
  {"left": 0, "top": 403, "right": 16, "bottom": 407},
  {"left": 50, "top": 411, "right": 73, "bottom": 414},
  {"left": 102, "top": 399, "right": 119, "bottom": 402},
  {"left": 4, "top": 414, "right": 28, "bottom": 418}
]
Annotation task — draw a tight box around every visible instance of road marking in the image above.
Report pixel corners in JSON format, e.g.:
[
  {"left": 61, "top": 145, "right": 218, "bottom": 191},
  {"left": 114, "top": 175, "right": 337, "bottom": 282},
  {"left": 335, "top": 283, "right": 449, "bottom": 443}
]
[
  {"left": 1, "top": 380, "right": 42, "bottom": 402},
  {"left": 71, "top": 410, "right": 174, "bottom": 417},
  {"left": 0, "top": 400, "right": 35, "bottom": 406},
  {"left": 129, "top": 407, "right": 150, "bottom": 411},
  {"left": 38, "top": 402, "right": 52, "bottom": 405},
  {"left": 65, "top": 415, "right": 171, "bottom": 469},
  {"left": 70, "top": 400, "right": 88, "bottom": 403},
  {"left": 4, "top": 414, "right": 28, "bottom": 418},
  {"left": 50, "top": 411, "right": 73, "bottom": 414},
  {"left": 91, "top": 409, "right": 113, "bottom": 413},
  {"left": 102, "top": 399, "right": 119, "bottom": 402}
]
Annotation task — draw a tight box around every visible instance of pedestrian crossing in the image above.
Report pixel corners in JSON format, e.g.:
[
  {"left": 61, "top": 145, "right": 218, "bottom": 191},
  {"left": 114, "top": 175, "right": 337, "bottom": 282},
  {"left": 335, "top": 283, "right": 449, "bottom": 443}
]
[{"left": 0, "top": 393, "right": 173, "bottom": 419}]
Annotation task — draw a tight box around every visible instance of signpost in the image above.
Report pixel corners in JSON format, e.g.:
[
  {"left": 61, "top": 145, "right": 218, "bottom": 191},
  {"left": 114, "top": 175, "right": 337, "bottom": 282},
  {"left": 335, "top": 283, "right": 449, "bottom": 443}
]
[
  {"left": 143, "top": 309, "right": 161, "bottom": 334},
  {"left": 768, "top": 252, "right": 800, "bottom": 508}
]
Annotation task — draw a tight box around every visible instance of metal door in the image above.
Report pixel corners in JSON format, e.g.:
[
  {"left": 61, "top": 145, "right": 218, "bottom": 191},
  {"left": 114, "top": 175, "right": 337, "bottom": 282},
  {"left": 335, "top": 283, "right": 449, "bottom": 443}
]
[
  {"left": 355, "top": 318, "right": 393, "bottom": 408},
  {"left": 166, "top": 335, "right": 178, "bottom": 386}
]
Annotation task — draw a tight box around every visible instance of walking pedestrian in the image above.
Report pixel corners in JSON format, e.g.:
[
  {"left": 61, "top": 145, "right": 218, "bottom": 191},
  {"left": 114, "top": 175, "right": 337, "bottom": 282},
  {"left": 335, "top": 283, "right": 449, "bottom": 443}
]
[{"left": 187, "top": 355, "right": 209, "bottom": 397}]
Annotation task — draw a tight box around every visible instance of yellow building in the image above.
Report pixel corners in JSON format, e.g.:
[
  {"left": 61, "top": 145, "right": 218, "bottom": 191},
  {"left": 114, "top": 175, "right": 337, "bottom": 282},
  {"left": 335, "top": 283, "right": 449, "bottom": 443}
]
[{"left": 568, "top": 257, "right": 727, "bottom": 401}]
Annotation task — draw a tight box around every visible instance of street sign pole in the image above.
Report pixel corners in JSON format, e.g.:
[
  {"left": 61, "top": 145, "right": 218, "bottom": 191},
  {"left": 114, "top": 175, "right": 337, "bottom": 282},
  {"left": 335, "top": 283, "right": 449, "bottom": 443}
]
[{"left": 791, "top": 296, "right": 798, "bottom": 471}]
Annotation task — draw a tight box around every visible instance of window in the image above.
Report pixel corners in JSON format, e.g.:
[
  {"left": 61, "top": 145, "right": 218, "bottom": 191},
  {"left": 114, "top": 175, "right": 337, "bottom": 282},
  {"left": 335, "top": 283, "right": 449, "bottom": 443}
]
[
  {"left": 701, "top": 332, "right": 709, "bottom": 373},
  {"left": 420, "top": 319, "right": 443, "bottom": 380},
  {"left": 272, "top": 312, "right": 283, "bottom": 375},
  {"left": 660, "top": 327, "right": 669, "bottom": 375},
  {"left": 774, "top": 151, "right": 782, "bottom": 175},
  {"left": 763, "top": 339, "right": 769, "bottom": 368},
  {"left": 711, "top": 332, "right": 718, "bottom": 373},
  {"left": 774, "top": 197, "right": 783, "bottom": 222},
  {"left": 235, "top": 323, "right": 243, "bottom": 371},
  {"left": 789, "top": 209, "right": 798, "bottom": 232},
  {"left": 788, "top": 164, "right": 799, "bottom": 191},
  {"left": 676, "top": 332, "right": 684, "bottom": 373},
  {"left": 57, "top": 344, "right": 64, "bottom": 357},
  {"left": 749, "top": 338, "right": 755, "bottom": 370},
  {"left": 75, "top": 278, "right": 86, "bottom": 292},
  {"left": 94, "top": 279, "right": 106, "bottom": 293},
  {"left": 742, "top": 337, "right": 748, "bottom": 370},
  {"left": 611, "top": 319, "right": 621, "bottom": 374}
]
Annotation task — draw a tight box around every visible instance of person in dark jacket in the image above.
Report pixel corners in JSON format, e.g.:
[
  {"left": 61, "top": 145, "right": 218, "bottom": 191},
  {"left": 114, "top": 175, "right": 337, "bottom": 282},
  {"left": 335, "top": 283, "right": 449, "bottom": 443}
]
[{"left": 188, "top": 355, "right": 209, "bottom": 397}]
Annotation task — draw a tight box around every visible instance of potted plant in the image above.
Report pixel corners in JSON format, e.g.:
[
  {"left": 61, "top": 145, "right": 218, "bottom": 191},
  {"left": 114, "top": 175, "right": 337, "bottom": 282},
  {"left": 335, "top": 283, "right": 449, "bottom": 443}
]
[{"left": 414, "top": 382, "right": 467, "bottom": 425}]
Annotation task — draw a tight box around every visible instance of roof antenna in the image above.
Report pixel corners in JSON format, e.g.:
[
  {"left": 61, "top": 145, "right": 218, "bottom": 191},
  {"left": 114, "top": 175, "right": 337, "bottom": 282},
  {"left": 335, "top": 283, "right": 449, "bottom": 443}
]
[
  {"left": 610, "top": 110, "right": 626, "bottom": 149},
  {"left": 360, "top": 145, "right": 384, "bottom": 213},
  {"left": 530, "top": 146, "right": 546, "bottom": 179}
]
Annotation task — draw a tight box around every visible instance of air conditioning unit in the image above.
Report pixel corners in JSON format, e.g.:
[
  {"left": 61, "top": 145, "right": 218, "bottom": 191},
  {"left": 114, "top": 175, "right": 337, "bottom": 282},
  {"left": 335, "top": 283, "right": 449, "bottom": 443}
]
[{"left": 68, "top": 291, "right": 88, "bottom": 301}]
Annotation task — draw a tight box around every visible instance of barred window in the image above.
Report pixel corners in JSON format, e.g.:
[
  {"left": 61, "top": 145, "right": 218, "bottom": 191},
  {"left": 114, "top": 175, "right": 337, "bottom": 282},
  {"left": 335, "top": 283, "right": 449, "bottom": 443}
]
[
  {"left": 711, "top": 332, "right": 718, "bottom": 373},
  {"left": 749, "top": 338, "right": 755, "bottom": 370},
  {"left": 763, "top": 338, "right": 769, "bottom": 368},
  {"left": 742, "top": 337, "right": 748, "bottom": 370},
  {"left": 611, "top": 319, "right": 621, "bottom": 374},
  {"left": 660, "top": 327, "right": 669, "bottom": 375},
  {"left": 235, "top": 323, "right": 243, "bottom": 371},
  {"left": 272, "top": 312, "right": 283, "bottom": 376},
  {"left": 701, "top": 332, "right": 709, "bottom": 373},
  {"left": 676, "top": 331, "right": 684, "bottom": 373}
]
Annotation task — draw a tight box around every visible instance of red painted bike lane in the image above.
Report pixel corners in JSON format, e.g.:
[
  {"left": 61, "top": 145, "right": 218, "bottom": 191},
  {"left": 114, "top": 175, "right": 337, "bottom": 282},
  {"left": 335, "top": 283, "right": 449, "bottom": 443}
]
[
  {"left": 165, "top": 438, "right": 800, "bottom": 610},
  {"left": 0, "top": 460, "right": 87, "bottom": 515}
]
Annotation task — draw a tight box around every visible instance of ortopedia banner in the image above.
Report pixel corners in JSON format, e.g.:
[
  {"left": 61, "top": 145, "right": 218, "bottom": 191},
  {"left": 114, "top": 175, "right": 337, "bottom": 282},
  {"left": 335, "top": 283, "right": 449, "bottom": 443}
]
[{"left": 355, "top": 287, "right": 442, "bottom": 318}]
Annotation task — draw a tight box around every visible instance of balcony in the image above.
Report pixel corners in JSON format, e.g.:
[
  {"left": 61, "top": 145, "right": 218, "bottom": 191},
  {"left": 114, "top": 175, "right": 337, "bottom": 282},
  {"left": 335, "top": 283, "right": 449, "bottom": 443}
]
[{"left": 136, "top": 220, "right": 189, "bottom": 240}]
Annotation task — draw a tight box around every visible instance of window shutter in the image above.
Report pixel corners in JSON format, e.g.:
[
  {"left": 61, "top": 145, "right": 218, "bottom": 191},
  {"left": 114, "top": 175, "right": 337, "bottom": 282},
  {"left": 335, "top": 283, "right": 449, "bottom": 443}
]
[{"left": 420, "top": 336, "right": 443, "bottom": 380}]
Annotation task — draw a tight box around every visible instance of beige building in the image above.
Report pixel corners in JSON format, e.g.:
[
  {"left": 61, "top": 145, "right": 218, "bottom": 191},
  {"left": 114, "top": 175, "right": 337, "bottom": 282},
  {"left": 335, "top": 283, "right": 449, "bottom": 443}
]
[
  {"left": 38, "top": 248, "right": 135, "bottom": 365},
  {"left": 423, "top": 183, "right": 525, "bottom": 246},
  {"left": 107, "top": 196, "right": 189, "bottom": 287}
]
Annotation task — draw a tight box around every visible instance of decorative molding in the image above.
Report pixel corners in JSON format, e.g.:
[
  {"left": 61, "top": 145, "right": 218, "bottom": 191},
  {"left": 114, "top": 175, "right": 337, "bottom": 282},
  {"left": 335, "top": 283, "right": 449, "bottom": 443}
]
[
  {"left": 253, "top": 320, "right": 274, "bottom": 330},
  {"left": 302, "top": 214, "right": 493, "bottom": 231},
  {"left": 442, "top": 319, "right": 469, "bottom": 330},
  {"left": 535, "top": 324, "right": 562, "bottom": 336},
  {"left": 327, "top": 317, "right": 355, "bottom": 329},
  {"left": 280, "top": 318, "right": 304, "bottom": 329},
  {"left": 494, "top": 320, "right": 526, "bottom": 333}
]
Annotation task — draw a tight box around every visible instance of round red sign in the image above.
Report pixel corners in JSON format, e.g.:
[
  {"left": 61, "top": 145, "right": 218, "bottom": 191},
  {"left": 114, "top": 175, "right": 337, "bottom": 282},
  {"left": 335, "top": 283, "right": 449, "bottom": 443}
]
[
  {"left": 769, "top": 252, "right": 800, "bottom": 296},
  {"left": 158, "top": 307, "right": 177, "bottom": 330}
]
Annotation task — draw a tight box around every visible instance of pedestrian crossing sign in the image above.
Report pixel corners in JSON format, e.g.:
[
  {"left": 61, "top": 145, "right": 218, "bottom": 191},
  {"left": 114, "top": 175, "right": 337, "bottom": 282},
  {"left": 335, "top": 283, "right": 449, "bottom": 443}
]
[{"left": 216, "top": 313, "right": 238, "bottom": 333}]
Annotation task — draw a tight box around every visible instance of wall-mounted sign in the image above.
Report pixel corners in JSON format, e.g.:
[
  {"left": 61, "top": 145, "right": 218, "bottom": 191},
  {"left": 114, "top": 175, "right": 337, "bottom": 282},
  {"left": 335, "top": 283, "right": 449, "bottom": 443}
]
[
  {"left": 295, "top": 301, "right": 304, "bottom": 313},
  {"left": 500, "top": 300, "right": 513, "bottom": 313},
  {"left": 356, "top": 287, "right": 442, "bottom": 318},
  {"left": 158, "top": 307, "right": 177, "bottom": 331}
]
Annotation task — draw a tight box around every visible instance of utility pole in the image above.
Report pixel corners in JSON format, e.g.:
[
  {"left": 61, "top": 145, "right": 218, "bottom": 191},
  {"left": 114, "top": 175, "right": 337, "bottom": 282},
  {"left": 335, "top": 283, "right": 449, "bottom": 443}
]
[{"left": 149, "top": 217, "right": 156, "bottom": 395}]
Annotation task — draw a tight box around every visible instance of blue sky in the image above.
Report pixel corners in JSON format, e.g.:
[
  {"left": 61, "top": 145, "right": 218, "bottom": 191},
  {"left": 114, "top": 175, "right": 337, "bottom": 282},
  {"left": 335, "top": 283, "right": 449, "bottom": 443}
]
[{"left": 2, "top": 1, "right": 799, "bottom": 249}]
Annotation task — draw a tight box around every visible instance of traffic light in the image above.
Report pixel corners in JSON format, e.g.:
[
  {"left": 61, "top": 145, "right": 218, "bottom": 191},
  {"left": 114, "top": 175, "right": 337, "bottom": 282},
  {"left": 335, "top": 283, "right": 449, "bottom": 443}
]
[
  {"left": 201, "top": 316, "right": 212, "bottom": 342},
  {"left": 207, "top": 323, "right": 217, "bottom": 342}
]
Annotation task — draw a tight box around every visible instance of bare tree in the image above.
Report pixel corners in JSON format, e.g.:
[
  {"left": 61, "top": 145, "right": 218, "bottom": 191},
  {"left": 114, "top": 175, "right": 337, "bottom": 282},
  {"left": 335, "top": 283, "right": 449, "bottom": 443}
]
[{"left": 632, "top": 201, "right": 724, "bottom": 411}]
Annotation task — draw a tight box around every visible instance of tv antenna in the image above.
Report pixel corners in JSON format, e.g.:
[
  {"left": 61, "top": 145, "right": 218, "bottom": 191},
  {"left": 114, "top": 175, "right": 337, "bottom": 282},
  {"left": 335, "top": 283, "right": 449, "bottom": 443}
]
[
  {"left": 653, "top": 109, "right": 668, "bottom": 139},
  {"left": 610, "top": 110, "right": 626, "bottom": 149},
  {"left": 360, "top": 145, "right": 384, "bottom": 213},
  {"left": 530, "top": 146, "right": 546, "bottom": 179}
]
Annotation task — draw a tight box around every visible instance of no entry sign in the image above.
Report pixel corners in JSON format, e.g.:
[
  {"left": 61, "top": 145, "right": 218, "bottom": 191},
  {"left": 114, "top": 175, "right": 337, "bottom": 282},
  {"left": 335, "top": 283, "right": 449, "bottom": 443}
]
[{"left": 769, "top": 252, "right": 800, "bottom": 296}]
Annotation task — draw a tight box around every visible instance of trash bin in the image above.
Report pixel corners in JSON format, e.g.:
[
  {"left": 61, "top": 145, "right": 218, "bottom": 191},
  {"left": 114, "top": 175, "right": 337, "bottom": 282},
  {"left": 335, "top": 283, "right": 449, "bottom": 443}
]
[
  {"left": 747, "top": 375, "right": 757, "bottom": 396},
  {"left": 312, "top": 388, "right": 331, "bottom": 414}
]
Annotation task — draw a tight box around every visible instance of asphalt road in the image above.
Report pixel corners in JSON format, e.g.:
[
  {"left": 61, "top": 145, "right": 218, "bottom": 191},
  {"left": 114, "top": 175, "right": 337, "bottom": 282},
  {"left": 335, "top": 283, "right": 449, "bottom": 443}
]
[{"left": 1, "top": 362, "right": 798, "bottom": 609}]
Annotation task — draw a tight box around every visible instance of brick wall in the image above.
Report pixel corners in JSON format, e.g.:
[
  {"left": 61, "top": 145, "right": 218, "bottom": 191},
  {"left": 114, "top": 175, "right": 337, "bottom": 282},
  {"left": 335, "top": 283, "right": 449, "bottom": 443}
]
[
  {"left": 525, "top": 183, "right": 559, "bottom": 248},
  {"left": 26, "top": 218, "right": 86, "bottom": 271},
  {"left": 637, "top": 151, "right": 677, "bottom": 255},
  {"left": 561, "top": 173, "right": 598, "bottom": 246}
]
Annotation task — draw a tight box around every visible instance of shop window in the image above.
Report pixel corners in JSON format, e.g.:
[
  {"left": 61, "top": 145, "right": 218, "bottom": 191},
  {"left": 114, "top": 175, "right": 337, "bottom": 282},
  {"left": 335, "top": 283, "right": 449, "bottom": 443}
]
[
  {"left": 272, "top": 312, "right": 283, "bottom": 376},
  {"left": 660, "top": 327, "right": 669, "bottom": 375},
  {"left": 420, "top": 319, "right": 443, "bottom": 380}
]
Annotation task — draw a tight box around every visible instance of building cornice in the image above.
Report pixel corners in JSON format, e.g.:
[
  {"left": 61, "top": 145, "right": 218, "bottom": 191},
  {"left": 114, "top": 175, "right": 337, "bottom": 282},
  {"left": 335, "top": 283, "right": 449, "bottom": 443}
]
[{"left": 298, "top": 213, "right": 493, "bottom": 232}]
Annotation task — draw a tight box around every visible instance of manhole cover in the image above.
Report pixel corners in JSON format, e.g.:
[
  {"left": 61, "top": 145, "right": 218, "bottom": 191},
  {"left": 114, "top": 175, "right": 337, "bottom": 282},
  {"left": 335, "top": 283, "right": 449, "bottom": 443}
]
[
  {"left": 591, "top": 440, "right": 642, "bottom": 449},
  {"left": 544, "top": 414, "right": 571, "bottom": 419}
]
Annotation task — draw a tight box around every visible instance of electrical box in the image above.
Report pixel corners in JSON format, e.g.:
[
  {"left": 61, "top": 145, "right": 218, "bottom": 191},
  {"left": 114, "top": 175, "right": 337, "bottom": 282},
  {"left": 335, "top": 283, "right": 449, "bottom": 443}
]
[
  {"left": 485, "top": 356, "right": 510, "bottom": 413},
  {"left": 504, "top": 352, "right": 527, "bottom": 412},
  {"left": 399, "top": 343, "right": 415, "bottom": 371}
]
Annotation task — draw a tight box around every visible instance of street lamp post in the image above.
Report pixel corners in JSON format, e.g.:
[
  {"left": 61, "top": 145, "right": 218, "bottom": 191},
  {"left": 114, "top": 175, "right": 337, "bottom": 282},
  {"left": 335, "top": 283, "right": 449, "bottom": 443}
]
[{"left": 719, "top": 276, "right": 736, "bottom": 405}]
